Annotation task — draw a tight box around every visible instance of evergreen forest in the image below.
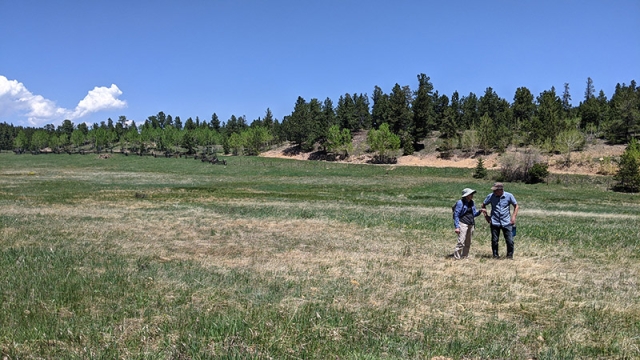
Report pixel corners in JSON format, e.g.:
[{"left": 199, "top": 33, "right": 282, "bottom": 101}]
[{"left": 1, "top": 75, "right": 638, "bottom": 160}]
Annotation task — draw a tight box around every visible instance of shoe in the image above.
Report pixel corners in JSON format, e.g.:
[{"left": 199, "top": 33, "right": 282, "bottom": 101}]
[
  {"left": 506, "top": 254, "right": 513, "bottom": 259},
  {"left": 493, "top": 254, "right": 500, "bottom": 259}
]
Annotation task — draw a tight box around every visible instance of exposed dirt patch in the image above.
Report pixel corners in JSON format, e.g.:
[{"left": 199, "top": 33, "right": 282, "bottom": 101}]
[{"left": 260, "top": 138, "right": 625, "bottom": 176}]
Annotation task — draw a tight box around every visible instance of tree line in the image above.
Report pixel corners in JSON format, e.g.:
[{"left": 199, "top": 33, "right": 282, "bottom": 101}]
[{"left": 0, "top": 74, "right": 638, "bottom": 159}]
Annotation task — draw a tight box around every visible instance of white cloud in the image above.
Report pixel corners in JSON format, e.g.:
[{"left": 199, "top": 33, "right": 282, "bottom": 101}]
[
  {"left": 71, "top": 84, "right": 127, "bottom": 119},
  {"left": 0, "top": 75, "right": 127, "bottom": 127}
]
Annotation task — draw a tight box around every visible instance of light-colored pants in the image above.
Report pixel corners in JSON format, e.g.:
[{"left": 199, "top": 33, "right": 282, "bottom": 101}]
[{"left": 454, "top": 223, "right": 473, "bottom": 259}]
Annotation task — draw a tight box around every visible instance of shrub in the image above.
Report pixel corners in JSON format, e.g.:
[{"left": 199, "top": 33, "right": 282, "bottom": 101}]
[
  {"left": 498, "top": 149, "right": 547, "bottom": 183},
  {"left": 437, "top": 138, "right": 455, "bottom": 160},
  {"left": 527, "top": 162, "right": 549, "bottom": 184},
  {"left": 597, "top": 157, "right": 618, "bottom": 175}
]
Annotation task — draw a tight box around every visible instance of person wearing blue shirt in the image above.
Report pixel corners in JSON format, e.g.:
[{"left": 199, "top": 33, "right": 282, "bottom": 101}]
[
  {"left": 481, "top": 182, "right": 519, "bottom": 259},
  {"left": 452, "top": 188, "right": 483, "bottom": 259}
]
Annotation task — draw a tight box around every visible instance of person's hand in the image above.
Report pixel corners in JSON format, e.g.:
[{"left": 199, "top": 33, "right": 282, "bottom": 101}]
[
  {"left": 511, "top": 217, "right": 517, "bottom": 225},
  {"left": 481, "top": 208, "right": 487, "bottom": 214},
  {"left": 455, "top": 228, "right": 460, "bottom": 234}
]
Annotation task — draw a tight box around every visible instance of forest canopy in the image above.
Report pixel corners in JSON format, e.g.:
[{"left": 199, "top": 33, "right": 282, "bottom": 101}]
[{"left": 1, "top": 75, "right": 638, "bottom": 157}]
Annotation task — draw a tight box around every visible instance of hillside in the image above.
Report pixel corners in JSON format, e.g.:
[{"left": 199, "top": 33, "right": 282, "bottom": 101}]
[{"left": 261, "top": 133, "right": 626, "bottom": 176}]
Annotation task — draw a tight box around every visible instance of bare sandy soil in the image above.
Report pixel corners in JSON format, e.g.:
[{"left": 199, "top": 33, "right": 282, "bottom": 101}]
[{"left": 260, "top": 140, "right": 626, "bottom": 176}]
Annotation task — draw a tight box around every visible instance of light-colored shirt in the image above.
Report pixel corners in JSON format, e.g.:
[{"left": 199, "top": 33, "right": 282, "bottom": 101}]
[{"left": 483, "top": 191, "right": 517, "bottom": 227}]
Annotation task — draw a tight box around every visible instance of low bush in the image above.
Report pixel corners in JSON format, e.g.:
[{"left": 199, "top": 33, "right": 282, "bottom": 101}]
[{"left": 498, "top": 149, "right": 548, "bottom": 183}]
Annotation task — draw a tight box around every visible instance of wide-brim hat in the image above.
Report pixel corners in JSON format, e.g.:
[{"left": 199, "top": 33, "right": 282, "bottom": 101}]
[
  {"left": 491, "top": 182, "right": 504, "bottom": 191},
  {"left": 461, "top": 188, "right": 476, "bottom": 198}
]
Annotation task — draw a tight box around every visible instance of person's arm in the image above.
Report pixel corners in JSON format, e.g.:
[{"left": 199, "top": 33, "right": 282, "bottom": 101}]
[
  {"left": 472, "top": 203, "right": 482, "bottom": 217},
  {"left": 511, "top": 203, "right": 519, "bottom": 225},
  {"left": 481, "top": 195, "right": 491, "bottom": 223},
  {"left": 453, "top": 200, "right": 462, "bottom": 233}
]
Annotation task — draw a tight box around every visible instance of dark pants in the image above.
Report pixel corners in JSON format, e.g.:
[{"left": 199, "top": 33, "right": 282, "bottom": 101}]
[{"left": 491, "top": 224, "right": 514, "bottom": 257}]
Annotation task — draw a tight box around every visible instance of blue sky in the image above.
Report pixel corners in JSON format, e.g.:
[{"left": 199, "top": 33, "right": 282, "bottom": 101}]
[{"left": 1, "top": 0, "right": 638, "bottom": 128}]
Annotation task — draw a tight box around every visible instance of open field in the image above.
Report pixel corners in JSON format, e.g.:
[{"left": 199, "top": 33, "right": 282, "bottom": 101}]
[{"left": 1, "top": 152, "right": 639, "bottom": 359}]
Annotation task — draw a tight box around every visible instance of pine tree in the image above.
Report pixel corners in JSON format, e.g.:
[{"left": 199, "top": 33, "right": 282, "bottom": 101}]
[
  {"left": 613, "top": 139, "right": 640, "bottom": 192},
  {"left": 536, "top": 87, "right": 564, "bottom": 150},
  {"left": 412, "top": 73, "right": 435, "bottom": 140},
  {"left": 585, "top": 77, "right": 595, "bottom": 101},
  {"left": 336, "top": 94, "right": 357, "bottom": 132},
  {"left": 562, "top": 82, "right": 573, "bottom": 118},
  {"left": 473, "top": 157, "right": 488, "bottom": 179},
  {"left": 478, "top": 113, "right": 495, "bottom": 153},
  {"left": 210, "top": 113, "right": 221, "bottom": 131},
  {"left": 371, "top": 86, "right": 391, "bottom": 129}
]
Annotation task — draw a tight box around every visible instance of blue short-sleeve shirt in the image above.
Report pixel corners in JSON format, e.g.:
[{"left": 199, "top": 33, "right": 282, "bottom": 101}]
[{"left": 483, "top": 191, "right": 517, "bottom": 227}]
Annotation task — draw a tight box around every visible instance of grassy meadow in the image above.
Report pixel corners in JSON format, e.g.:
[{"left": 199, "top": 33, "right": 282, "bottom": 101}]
[{"left": 0, "top": 151, "right": 639, "bottom": 359}]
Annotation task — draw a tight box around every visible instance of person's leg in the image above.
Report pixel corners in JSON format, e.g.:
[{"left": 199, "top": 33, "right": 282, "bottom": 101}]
[
  {"left": 462, "top": 225, "right": 473, "bottom": 258},
  {"left": 453, "top": 223, "right": 469, "bottom": 259},
  {"left": 491, "top": 225, "right": 500, "bottom": 258},
  {"left": 503, "top": 225, "right": 514, "bottom": 258}
]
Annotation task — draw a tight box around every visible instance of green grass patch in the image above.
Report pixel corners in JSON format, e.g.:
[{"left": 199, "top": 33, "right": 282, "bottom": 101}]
[{"left": 1, "top": 152, "right": 639, "bottom": 358}]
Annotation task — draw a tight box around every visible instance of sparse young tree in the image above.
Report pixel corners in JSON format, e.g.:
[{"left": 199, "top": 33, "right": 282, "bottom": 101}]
[
  {"left": 58, "top": 133, "right": 70, "bottom": 152},
  {"left": 243, "top": 127, "right": 273, "bottom": 156},
  {"left": 48, "top": 134, "right": 60, "bottom": 153},
  {"left": 122, "top": 127, "right": 139, "bottom": 152},
  {"left": 71, "top": 129, "right": 85, "bottom": 151},
  {"left": 325, "top": 125, "right": 353, "bottom": 160},
  {"left": 367, "top": 123, "right": 400, "bottom": 163},
  {"left": 556, "top": 130, "right": 586, "bottom": 166},
  {"left": 461, "top": 129, "right": 479, "bottom": 153},
  {"left": 31, "top": 130, "right": 49, "bottom": 151},
  {"left": 13, "top": 130, "right": 28, "bottom": 150},
  {"left": 228, "top": 132, "right": 244, "bottom": 155}
]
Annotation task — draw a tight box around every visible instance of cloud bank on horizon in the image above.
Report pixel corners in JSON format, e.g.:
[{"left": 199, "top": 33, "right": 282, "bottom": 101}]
[{"left": 0, "top": 75, "right": 126, "bottom": 127}]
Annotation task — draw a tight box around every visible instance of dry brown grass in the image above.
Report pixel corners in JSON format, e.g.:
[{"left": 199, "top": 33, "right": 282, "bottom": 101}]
[
  {"left": 3, "top": 152, "right": 638, "bottom": 358},
  {"left": 4, "top": 195, "right": 638, "bottom": 349}
]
